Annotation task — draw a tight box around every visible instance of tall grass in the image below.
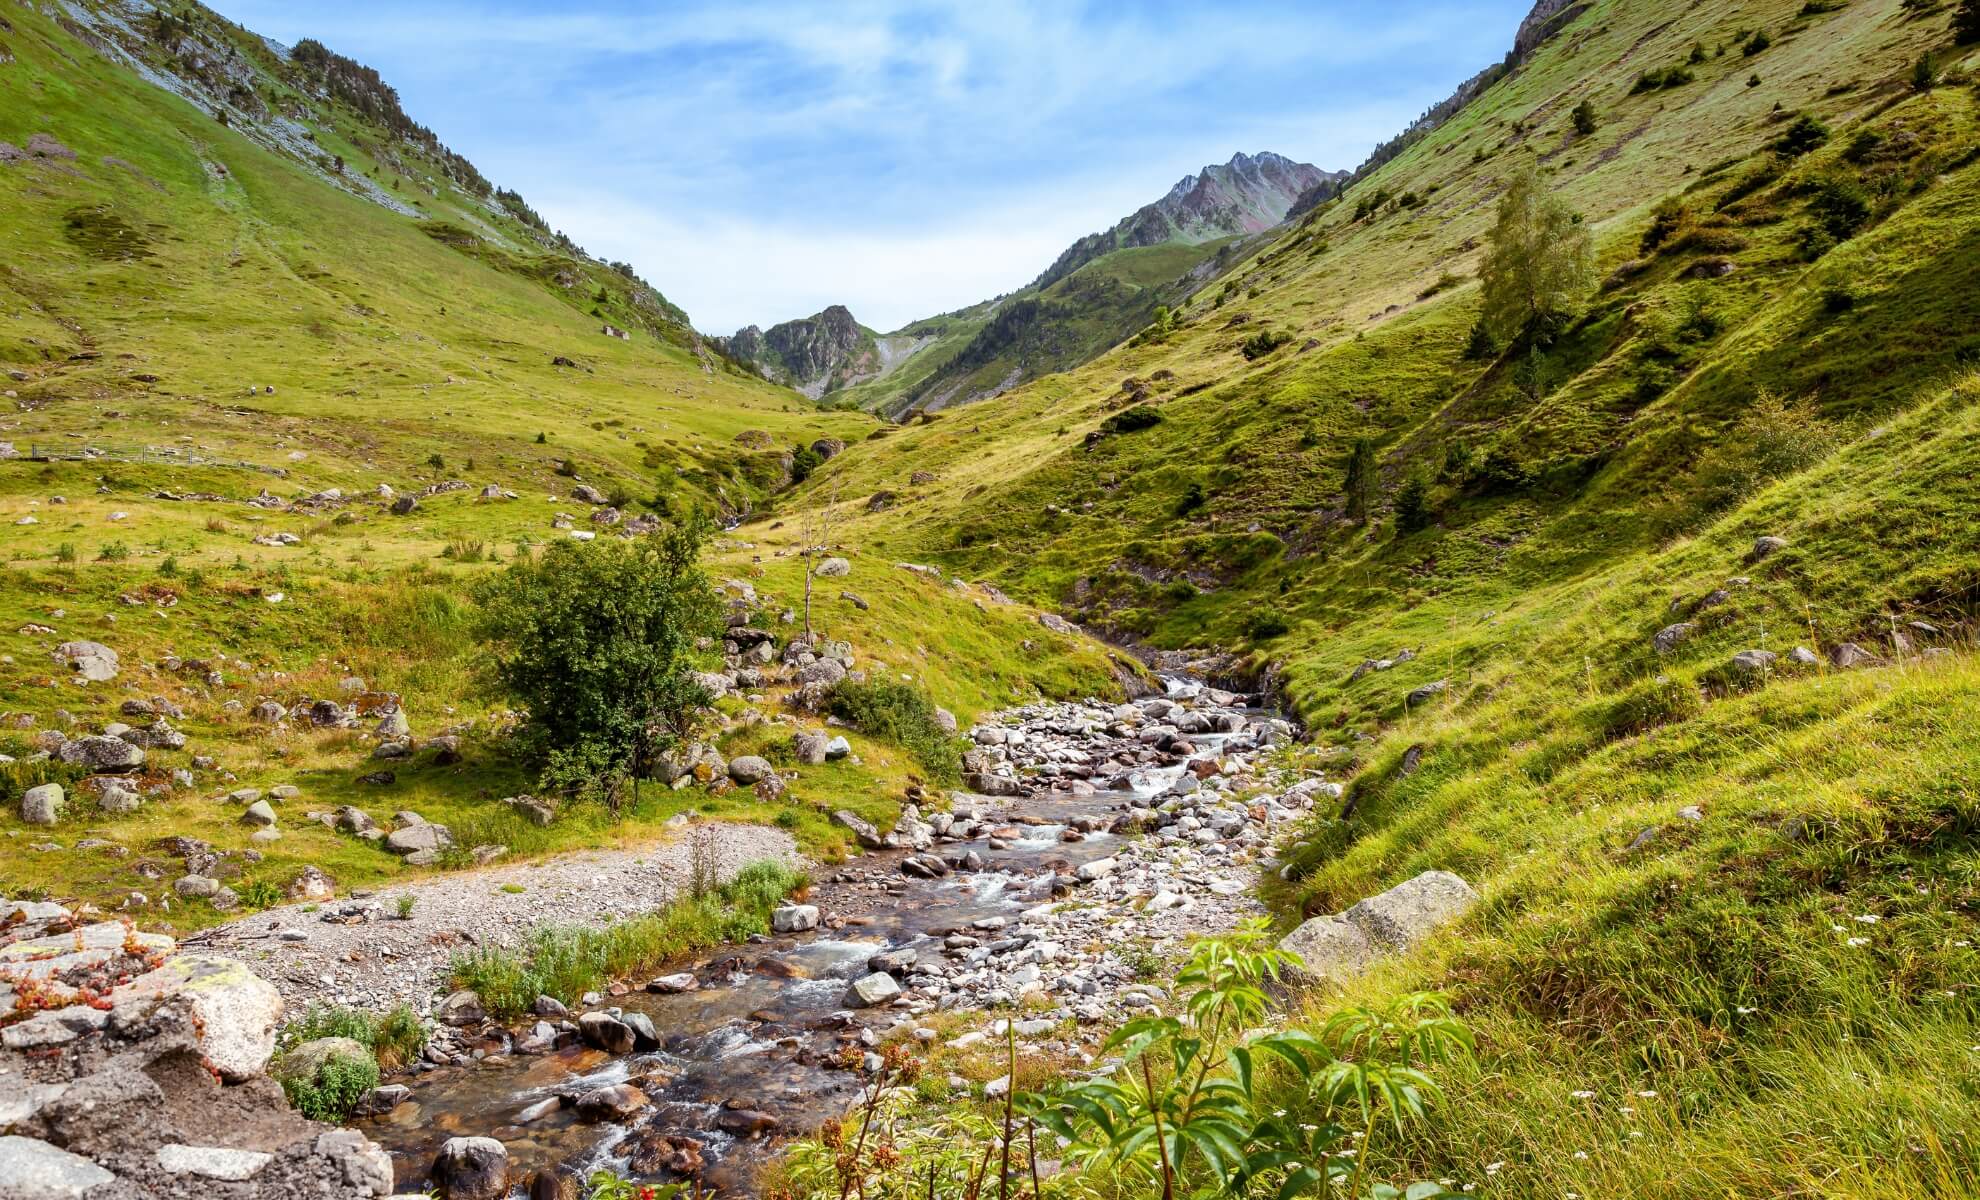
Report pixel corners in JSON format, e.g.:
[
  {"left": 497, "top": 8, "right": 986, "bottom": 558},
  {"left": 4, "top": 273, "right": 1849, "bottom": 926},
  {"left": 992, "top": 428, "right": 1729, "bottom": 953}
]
[{"left": 450, "top": 859, "right": 805, "bottom": 1018}]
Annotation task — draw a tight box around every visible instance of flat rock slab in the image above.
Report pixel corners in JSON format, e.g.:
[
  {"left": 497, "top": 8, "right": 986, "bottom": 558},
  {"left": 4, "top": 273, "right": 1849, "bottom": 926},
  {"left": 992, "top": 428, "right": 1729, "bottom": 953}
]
[
  {"left": 1280, "top": 870, "right": 1480, "bottom": 980},
  {"left": 0, "top": 1135, "right": 117, "bottom": 1198},
  {"left": 155, "top": 1143, "right": 273, "bottom": 1181}
]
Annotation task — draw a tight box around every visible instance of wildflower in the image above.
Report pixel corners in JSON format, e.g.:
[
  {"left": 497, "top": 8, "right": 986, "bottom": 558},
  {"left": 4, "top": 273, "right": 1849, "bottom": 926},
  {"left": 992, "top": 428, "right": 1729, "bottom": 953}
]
[
  {"left": 1629, "top": 1131, "right": 1644, "bottom": 1139},
  {"left": 1485, "top": 1162, "right": 1506, "bottom": 1175},
  {"left": 1846, "top": 936, "right": 1870, "bottom": 947},
  {"left": 1635, "top": 1089, "right": 1657, "bottom": 1098},
  {"left": 1620, "top": 1105, "right": 1635, "bottom": 1115},
  {"left": 1830, "top": 924, "right": 1846, "bottom": 933},
  {"left": 1736, "top": 1006, "right": 1757, "bottom": 1015},
  {"left": 1853, "top": 914, "right": 1880, "bottom": 924},
  {"left": 1573, "top": 1151, "right": 1589, "bottom": 1161},
  {"left": 1570, "top": 1089, "right": 1596, "bottom": 1099}
]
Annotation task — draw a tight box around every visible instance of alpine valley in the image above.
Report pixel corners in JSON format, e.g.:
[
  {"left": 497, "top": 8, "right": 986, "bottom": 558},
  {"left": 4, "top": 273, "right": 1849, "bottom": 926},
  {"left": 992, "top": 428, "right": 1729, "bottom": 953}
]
[{"left": 2, "top": 2, "right": 1979, "bottom": 1200}]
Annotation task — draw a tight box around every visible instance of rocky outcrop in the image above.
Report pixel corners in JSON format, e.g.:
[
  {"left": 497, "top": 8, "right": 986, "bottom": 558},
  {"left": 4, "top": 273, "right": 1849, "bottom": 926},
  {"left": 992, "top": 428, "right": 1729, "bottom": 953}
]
[
  {"left": 720, "top": 305, "right": 887, "bottom": 399},
  {"left": 0, "top": 898, "right": 395, "bottom": 1198},
  {"left": 1032, "top": 152, "right": 1336, "bottom": 292}
]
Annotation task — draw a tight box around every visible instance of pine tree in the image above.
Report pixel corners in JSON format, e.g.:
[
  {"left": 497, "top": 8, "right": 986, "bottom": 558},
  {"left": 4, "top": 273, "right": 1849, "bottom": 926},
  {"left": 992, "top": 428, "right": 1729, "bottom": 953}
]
[
  {"left": 1572, "top": 99, "right": 1599, "bottom": 136},
  {"left": 1394, "top": 473, "right": 1433, "bottom": 534},
  {"left": 1343, "top": 437, "right": 1378, "bottom": 522}
]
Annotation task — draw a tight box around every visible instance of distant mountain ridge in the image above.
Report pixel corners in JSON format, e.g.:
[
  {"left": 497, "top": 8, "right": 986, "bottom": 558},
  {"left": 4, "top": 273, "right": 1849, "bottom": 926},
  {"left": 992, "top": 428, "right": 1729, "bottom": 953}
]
[
  {"left": 726, "top": 151, "right": 1339, "bottom": 412},
  {"left": 1031, "top": 151, "right": 1342, "bottom": 293}
]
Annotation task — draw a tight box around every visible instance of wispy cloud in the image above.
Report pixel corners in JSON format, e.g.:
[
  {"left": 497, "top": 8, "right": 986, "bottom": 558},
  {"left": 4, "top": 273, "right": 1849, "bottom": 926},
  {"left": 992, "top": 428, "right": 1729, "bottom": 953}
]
[{"left": 224, "top": 0, "right": 1533, "bottom": 331}]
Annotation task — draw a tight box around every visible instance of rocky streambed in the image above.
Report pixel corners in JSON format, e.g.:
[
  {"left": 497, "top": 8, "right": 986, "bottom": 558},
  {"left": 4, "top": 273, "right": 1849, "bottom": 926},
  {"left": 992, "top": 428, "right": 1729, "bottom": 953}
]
[{"left": 359, "top": 678, "right": 1349, "bottom": 1198}]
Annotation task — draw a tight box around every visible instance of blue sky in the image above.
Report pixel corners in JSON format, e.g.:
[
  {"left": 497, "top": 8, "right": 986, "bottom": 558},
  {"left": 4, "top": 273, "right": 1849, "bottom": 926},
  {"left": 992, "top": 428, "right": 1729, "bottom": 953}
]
[{"left": 224, "top": 1, "right": 1533, "bottom": 333}]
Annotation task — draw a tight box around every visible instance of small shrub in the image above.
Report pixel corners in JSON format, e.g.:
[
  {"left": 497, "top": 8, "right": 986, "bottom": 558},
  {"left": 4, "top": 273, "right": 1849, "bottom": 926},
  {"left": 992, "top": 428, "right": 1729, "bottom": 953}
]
[
  {"left": 1243, "top": 609, "right": 1291, "bottom": 640},
  {"left": 282, "top": 1052, "right": 379, "bottom": 1122},
  {"left": 1239, "top": 329, "right": 1293, "bottom": 360},
  {"left": 54, "top": 543, "right": 77, "bottom": 564},
  {"left": 395, "top": 894, "right": 416, "bottom": 919},
  {"left": 157, "top": 556, "right": 178, "bottom": 578},
  {"left": 1773, "top": 114, "right": 1831, "bottom": 158},
  {"left": 1099, "top": 406, "right": 1163, "bottom": 435},
  {"left": 1572, "top": 98, "right": 1599, "bottom": 135},
  {"left": 825, "top": 680, "right": 960, "bottom": 784},
  {"left": 238, "top": 879, "right": 282, "bottom": 910},
  {"left": 1743, "top": 29, "right": 1772, "bottom": 55},
  {"left": 1804, "top": 173, "right": 1871, "bottom": 239},
  {"left": 426, "top": 453, "right": 445, "bottom": 470},
  {"left": 1601, "top": 676, "right": 1704, "bottom": 738},
  {"left": 440, "top": 539, "right": 486, "bottom": 563},
  {"left": 1462, "top": 321, "right": 1500, "bottom": 361},
  {"left": 555, "top": 457, "right": 579, "bottom": 477},
  {"left": 96, "top": 541, "right": 131, "bottom": 562},
  {"left": 1174, "top": 482, "right": 1207, "bottom": 516},
  {"left": 1632, "top": 64, "right": 1696, "bottom": 92},
  {"left": 1820, "top": 283, "right": 1858, "bottom": 312},
  {"left": 1394, "top": 473, "right": 1434, "bottom": 533}
]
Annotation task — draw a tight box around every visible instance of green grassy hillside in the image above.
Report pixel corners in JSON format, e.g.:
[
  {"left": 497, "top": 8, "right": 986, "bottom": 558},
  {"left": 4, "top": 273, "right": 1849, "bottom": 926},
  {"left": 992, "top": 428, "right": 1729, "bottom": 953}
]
[
  {"left": 0, "top": 0, "right": 1130, "bottom": 922},
  {"left": 777, "top": 1, "right": 1980, "bottom": 1192}
]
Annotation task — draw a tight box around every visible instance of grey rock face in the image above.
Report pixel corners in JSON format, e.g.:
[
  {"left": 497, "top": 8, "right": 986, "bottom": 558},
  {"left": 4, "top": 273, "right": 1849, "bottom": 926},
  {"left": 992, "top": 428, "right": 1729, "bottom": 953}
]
[
  {"left": 1279, "top": 870, "right": 1480, "bottom": 980},
  {"left": 1653, "top": 622, "right": 1695, "bottom": 654},
  {"left": 0, "top": 1135, "right": 117, "bottom": 1198},
  {"left": 54, "top": 640, "right": 119, "bottom": 682},
  {"left": 55, "top": 736, "right": 144, "bottom": 773}
]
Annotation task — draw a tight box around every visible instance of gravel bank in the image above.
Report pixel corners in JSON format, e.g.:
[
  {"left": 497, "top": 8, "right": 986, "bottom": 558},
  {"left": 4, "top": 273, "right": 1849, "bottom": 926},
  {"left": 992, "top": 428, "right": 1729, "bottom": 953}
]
[{"left": 191, "top": 823, "right": 799, "bottom": 1013}]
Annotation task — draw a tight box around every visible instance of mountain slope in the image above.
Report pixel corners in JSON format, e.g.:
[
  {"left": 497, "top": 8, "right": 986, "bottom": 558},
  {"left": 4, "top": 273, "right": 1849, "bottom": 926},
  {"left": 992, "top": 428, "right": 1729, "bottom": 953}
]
[
  {"left": 768, "top": 0, "right": 1980, "bottom": 1191},
  {"left": 822, "top": 152, "right": 1337, "bottom": 417},
  {"left": 716, "top": 305, "right": 896, "bottom": 400}
]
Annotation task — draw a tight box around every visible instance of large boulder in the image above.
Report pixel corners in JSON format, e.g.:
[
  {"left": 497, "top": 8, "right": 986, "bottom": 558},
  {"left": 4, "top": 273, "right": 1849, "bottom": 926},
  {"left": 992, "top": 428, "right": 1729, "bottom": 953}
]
[
  {"left": 577, "top": 1011, "right": 636, "bottom": 1055},
  {"left": 831, "top": 810, "right": 885, "bottom": 850},
  {"left": 1340, "top": 870, "right": 1481, "bottom": 948},
  {"left": 848, "top": 972, "right": 901, "bottom": 1007},
  {"left": 21, "top": 783, "right": 62, "bottom": 826},
  {"left": 54, "top": 640, "right": 119, "bottom": 682},
  {"left": 55, "top": 735, "right": 144, "bottom": 773},
  {"left": 728, "top": 755, "right": 774, "bottom": 785},
  {"left": 771, "top": 904, "right": 820, "bottom": 934},
  {"left": 434, "top": 1137, "right": 509, "bottom": 1200},
  {"left": 0, "top": 1136, "right": 116, "bottom": 1197},
  {"left": 110, "top": 955, "right": 284, "bottom": 1081},
  {"left": 793, "top": 731, "right": 829, "bottom": 765},
  {"left": 1279, "top": 870, "right": 1480, "bottom": 981},
  {"left": 814, "top": 557, "right": 851, "bottom": 578},
  {"left": 384, "top": 822, "right": 454, "bottom": 857},
  {"left": 574, "top": 1084, "right": 648, "bottom": 1122}
]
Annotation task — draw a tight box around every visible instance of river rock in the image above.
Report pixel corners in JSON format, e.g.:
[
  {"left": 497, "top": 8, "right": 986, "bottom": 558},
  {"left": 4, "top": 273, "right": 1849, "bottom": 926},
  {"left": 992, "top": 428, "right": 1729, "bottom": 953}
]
[
  {"left": 849, "top": 972, "right": 901, "bottom": 1007},
  {"left": 574, "top": 1084, "right": 648, "bottom": 1122},
  {"left": 772, "top": 904, "right": 820, "bottom": 933},
  {"left": 434, "top": 1136, "right": 509, "bottom": 1200},
  {"left": 647, "top": 972, "right": 698, "bottom": 994},
  {"left": 577, "top": 1011, "right": 636, "bottom": 1054},
  {"left": 438, "top": 990, "right": 485, "bottom": 1026}
]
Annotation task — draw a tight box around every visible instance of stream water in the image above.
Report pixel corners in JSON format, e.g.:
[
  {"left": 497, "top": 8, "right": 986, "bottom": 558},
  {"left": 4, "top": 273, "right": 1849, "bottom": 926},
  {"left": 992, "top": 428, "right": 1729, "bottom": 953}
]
[{"left": 360, "top": 678, "right": 1259, "bottom": 1196}]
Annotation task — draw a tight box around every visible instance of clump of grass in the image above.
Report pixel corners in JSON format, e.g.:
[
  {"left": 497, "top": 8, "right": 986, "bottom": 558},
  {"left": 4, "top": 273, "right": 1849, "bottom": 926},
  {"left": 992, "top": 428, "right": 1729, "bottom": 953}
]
[
  {"left": 1599, "top": 674, "right": 1704, "bottom": 738},
  {"left": 279, "top": 1002, "right": 430, "bottom": 1070},
  {"left": 449, "top": 859, "right": 805, "bottom": 1019}
]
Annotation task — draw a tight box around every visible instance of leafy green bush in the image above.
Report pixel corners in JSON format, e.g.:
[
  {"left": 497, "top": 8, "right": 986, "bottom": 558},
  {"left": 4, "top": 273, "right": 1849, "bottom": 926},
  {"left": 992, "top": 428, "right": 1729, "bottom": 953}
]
[
  {"left": 1773, "top": 114, "right": 1831, "bottom": 158},
  {"left": 1175, "top": 481, "right": 1208, "bottom": 516},
  {"left": 1239, "top": 329, "right": 1293, "bottom": 360},
  {"left": 1394, "top": 472, "right": 1434, "bottom": 533},
  {"left": 1804, "top": 172, "right": 1872, "bottom": 239},
  {"left": 1601, "top": 676, "right": 1705, "bottom": 738},
  {"left": 825, "top": 679, "right": 960, "bottom": 784},
  {"left": 789, "top": 442, "right": 823, "bottom": 484},
  {"left": 281, "top": 1052, "right": 379, "bottom": 1122},
  {"left": 476, "top": 520, "right": 721, "bottom": 811},
  {"left": 237, "top": 879, "right": 282, "bottom": 910},
  {"left": 1632, "top": 63, "right": 1695, "bottom": 92},
  {"left": 1100, "top": 406, "right": 1163, "bottom": 435},
  {"left": 1667, "top": 390, "right": 1837, "bottom": 529},
  {"left": 1243, "top": 609, "right": 1291, "bottom": 640}
]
